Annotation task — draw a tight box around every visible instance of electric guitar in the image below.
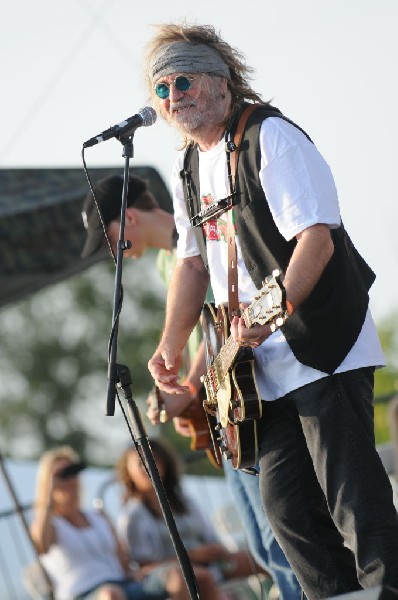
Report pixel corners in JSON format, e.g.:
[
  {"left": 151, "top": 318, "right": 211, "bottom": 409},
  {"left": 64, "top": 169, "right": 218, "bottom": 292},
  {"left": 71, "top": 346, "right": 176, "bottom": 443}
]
[{"left": 201, "top": 270, "right": 287, "bottom": 469}]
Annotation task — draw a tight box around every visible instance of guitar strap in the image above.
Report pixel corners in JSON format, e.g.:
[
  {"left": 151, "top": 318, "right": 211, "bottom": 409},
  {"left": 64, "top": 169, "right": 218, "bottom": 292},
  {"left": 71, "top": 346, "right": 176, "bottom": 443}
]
[{"left": 226, "top": 103, "right": 259, "bottom": 320}]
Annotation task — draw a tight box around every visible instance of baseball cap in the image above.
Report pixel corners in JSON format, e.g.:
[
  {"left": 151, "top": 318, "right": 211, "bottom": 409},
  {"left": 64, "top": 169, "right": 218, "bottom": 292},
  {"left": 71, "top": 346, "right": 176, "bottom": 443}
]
[{"left": 81, "top": 174, "right": 147, "bottom": 258}]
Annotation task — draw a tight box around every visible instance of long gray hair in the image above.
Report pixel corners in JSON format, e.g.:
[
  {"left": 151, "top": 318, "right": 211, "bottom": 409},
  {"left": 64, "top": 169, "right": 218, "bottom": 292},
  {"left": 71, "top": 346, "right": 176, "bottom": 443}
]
[{"left": 144, "top": 22, "right": 264, "bottom": 115}]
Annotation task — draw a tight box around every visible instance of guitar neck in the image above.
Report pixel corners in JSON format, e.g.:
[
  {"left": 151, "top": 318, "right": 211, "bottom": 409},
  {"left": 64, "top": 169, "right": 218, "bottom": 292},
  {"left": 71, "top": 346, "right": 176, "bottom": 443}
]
[
  {"left": 214, "top": 334, "right": 241, "bottom": 384},
  {"left": 216, "top": 304, "right": 254, "bottom": 376}
]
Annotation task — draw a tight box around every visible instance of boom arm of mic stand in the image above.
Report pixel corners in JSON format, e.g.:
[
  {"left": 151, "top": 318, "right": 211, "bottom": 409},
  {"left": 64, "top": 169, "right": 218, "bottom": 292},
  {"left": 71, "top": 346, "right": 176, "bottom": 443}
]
[{"left": 116, "top": 364, "right": 200, "bottom": 600}]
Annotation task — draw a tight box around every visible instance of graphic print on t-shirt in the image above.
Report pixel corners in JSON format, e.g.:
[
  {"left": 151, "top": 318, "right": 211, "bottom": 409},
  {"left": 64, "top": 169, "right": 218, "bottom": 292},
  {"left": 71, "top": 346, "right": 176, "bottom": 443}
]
[{"left": 201, "top": 193, "right": 235, "bottom": 242}]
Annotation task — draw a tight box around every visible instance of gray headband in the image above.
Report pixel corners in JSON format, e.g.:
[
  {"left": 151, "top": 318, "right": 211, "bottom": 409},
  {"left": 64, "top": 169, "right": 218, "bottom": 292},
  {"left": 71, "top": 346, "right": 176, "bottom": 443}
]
[{"left": 151, "top": 41, "right": 230, "bottom": 82}]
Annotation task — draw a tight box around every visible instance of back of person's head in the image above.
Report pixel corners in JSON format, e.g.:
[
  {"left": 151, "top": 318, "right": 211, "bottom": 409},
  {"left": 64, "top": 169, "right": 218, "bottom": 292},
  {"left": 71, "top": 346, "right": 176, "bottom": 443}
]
[
  {"left": 116, "top": 437, "right": 186, "bottom": 513},
  {"left": 81, "top": 174, "right": 158, "bottom": 258},
  {"left": 34, "top": 446, "right": 80, "bottom": 509},
  {"left": 145, "top": 21, "right": 263, "bottom": 112}
]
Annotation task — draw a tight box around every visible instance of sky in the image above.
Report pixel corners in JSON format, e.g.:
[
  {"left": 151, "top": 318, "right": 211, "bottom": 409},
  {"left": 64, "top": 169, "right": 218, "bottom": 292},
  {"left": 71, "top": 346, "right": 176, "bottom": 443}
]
[{"left": 1, "top": 0, "right": 397, "bottom": 322}]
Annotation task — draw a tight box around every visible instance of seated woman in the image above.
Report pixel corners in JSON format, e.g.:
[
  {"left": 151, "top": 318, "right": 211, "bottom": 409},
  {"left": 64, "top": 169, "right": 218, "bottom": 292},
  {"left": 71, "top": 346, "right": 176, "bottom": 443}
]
[
  {"left": 30, "top": 445, "right": 168, "bottom": 600},
  {"left": 116, "top": 437, "right": 261, "bottom": 600}
]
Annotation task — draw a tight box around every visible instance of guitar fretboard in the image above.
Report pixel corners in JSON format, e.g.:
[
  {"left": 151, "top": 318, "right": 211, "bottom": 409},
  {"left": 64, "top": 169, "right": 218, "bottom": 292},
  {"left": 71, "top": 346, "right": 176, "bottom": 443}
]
[
  {"left": 214, "top": 335, "right": 240, "bottom": 387},
  {"left": 208, "top": 307, "right": 252, "bottom": 395}
]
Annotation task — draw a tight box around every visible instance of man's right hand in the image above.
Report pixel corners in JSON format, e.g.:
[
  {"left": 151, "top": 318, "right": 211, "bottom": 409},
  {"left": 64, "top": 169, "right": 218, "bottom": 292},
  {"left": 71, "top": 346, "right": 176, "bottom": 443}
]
[{"left": 147, "top": 347, "right": 189, "bottom": 394}]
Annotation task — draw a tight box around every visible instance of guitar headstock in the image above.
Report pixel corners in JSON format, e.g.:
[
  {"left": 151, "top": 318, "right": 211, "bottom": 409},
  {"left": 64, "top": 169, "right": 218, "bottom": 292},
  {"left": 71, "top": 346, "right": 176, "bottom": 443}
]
[{"left": 243, "top": 270, "right": 287, "bottom": 328}]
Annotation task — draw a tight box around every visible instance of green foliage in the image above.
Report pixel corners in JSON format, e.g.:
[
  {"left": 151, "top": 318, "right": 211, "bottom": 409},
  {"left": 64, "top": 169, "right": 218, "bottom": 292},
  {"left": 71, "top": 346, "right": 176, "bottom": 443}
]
[
  {"left": 374, "top": 311, "right": 398, "bottom": 444},
  {"left": 0, "top": 253, "right": 166, "bottom": 466}
]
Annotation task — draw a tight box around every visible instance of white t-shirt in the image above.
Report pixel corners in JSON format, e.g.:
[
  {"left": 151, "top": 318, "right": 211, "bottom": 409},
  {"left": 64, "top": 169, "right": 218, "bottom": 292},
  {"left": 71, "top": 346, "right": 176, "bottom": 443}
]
[
  {"left": 41, "top": 511, "right": 125, "bottom": 599},
  {"left": 172, "top": 117, "right": 385, "bottom": 401}
]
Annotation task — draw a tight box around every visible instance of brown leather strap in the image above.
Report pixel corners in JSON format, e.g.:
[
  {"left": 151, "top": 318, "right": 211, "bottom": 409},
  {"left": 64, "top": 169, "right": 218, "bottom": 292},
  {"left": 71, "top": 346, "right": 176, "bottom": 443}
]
[
  {"left": 227, "top": 104, "right": 259, "bottom": 319},
  {"left": 230, "top": 104, "right": 259, "bottom": 183},
  {"left": 227, "top": 204, "right": 239, "bottom": 318}
]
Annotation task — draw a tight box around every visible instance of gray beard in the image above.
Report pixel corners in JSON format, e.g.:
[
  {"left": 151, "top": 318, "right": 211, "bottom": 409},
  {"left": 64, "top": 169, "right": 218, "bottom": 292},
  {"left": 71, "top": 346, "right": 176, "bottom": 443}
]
[
  {"left": 174, "top": 113, "right": 204, "bottom": 134},
  {"left": 171, "top": 87, "right": 224, "bottom": 135}
]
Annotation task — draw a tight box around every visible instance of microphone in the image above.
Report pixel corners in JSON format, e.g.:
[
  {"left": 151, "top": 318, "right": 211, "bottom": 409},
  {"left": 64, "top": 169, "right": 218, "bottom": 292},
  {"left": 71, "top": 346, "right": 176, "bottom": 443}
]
[{"left": 83, "top": 106, "right": 157, "bottom": 148}]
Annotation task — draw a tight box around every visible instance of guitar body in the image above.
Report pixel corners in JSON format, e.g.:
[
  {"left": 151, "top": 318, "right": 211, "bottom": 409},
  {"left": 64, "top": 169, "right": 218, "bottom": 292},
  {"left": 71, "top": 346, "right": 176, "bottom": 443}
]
[
  {"left": 201, "top": 303, "right": 260, "bottom": 469},
  {"left": 151, "top": 386, "right": 222, "bottom": 470},
  {"left": 230, "top": 358, "right": 262, "bottom": 422},
  {"left": 179, "top": 388, "right": 223, "bottom": 469},
  {"left": 179, "top": 388, "right": 210, "bottom": 451},
  {"left": 221, "top": 418, "right": 258, "bottom": 470}
]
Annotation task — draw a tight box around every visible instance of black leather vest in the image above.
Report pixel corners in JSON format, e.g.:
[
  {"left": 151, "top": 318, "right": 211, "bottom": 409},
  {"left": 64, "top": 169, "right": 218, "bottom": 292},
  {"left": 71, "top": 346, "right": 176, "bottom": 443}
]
[{"left": 180, "top": 104, "right": 375, "bottom": 374}]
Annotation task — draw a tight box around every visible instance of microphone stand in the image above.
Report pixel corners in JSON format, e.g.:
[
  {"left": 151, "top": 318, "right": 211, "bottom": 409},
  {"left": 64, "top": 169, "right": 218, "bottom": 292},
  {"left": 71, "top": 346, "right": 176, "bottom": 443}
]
[{"left": 105, "top": 132, "right": 200, "bottom": 600}]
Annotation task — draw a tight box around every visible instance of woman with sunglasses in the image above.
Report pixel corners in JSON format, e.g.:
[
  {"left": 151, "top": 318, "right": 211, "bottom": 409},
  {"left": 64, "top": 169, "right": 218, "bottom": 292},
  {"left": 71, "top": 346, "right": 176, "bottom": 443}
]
[{"left": 30, "top": 446, "right": 168, "bottom": 600}]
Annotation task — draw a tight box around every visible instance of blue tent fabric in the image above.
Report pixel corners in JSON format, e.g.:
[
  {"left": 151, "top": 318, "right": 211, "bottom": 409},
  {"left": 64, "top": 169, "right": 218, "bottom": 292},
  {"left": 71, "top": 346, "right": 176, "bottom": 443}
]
[{"left": 0, "top": 167, "right": 173, "bottom": 307}]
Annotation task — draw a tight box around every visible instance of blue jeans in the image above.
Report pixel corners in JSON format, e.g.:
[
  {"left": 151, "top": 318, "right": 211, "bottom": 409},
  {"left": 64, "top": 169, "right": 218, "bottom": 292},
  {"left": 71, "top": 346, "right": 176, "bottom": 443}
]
[
  {"left": 258, "top": 367, "right": 398, "bottom": 600},
  {"left": 76, "top": 578, "right": 168, "bottom": 600},
  {"left": 224, "top": 460, "right": 301, "bottom": 600}
]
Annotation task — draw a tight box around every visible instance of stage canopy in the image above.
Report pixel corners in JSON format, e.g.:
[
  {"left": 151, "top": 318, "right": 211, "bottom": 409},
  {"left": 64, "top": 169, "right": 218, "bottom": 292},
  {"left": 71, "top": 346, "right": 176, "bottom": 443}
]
[{"left": 0, "top": 167, "right": 173, "bottom": 309}]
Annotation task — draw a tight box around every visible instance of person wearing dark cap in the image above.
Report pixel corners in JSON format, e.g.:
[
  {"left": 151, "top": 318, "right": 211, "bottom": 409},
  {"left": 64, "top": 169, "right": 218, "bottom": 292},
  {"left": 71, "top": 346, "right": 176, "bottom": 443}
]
[
  {"left": 81, "top": 174, "right": 175, "bottom": 260},
  {"left": 80, "top": 172, "right": 197, "bottom": 423}
]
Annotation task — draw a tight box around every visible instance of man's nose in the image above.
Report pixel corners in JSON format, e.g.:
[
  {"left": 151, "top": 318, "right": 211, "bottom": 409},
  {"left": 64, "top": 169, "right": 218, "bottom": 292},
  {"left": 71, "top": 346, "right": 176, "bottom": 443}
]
[{"left": 169, "top": 82, "right": 184, "bottom": 102}]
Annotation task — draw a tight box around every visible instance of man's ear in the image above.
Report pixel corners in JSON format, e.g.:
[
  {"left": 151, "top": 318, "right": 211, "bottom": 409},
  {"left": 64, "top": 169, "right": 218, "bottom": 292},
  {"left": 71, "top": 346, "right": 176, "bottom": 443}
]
[
  {"left": 220, "top": 76, "right": 228, "bottom": 97},
  {"left": 125, "top": 207, "right": 138, "bottom": 225}
]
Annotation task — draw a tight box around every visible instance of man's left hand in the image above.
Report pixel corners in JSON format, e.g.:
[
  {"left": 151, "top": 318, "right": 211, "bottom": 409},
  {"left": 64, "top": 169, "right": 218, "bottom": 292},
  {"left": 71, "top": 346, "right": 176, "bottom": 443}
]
[{"left": 230, "top": 314, "right": 273, "bottom": 348}]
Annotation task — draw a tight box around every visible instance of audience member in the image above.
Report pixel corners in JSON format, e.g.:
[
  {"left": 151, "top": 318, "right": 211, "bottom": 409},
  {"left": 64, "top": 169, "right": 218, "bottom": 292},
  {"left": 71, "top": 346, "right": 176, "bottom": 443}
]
[{"left": 116, "top": 438, "right": 265, "bottom": 600}]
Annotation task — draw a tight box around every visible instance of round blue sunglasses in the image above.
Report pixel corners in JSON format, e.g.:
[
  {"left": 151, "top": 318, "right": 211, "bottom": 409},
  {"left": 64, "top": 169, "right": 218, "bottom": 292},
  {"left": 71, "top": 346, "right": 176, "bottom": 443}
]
[{"left": 154, "top": 75, "right": 195, "bottom": 100}]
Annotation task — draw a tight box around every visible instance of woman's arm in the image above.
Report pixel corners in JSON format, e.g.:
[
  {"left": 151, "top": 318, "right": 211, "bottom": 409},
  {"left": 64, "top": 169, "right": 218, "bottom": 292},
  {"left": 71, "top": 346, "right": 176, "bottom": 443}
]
[{"left": 30, "top": 482, "right": 56, "bottom": 554}]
